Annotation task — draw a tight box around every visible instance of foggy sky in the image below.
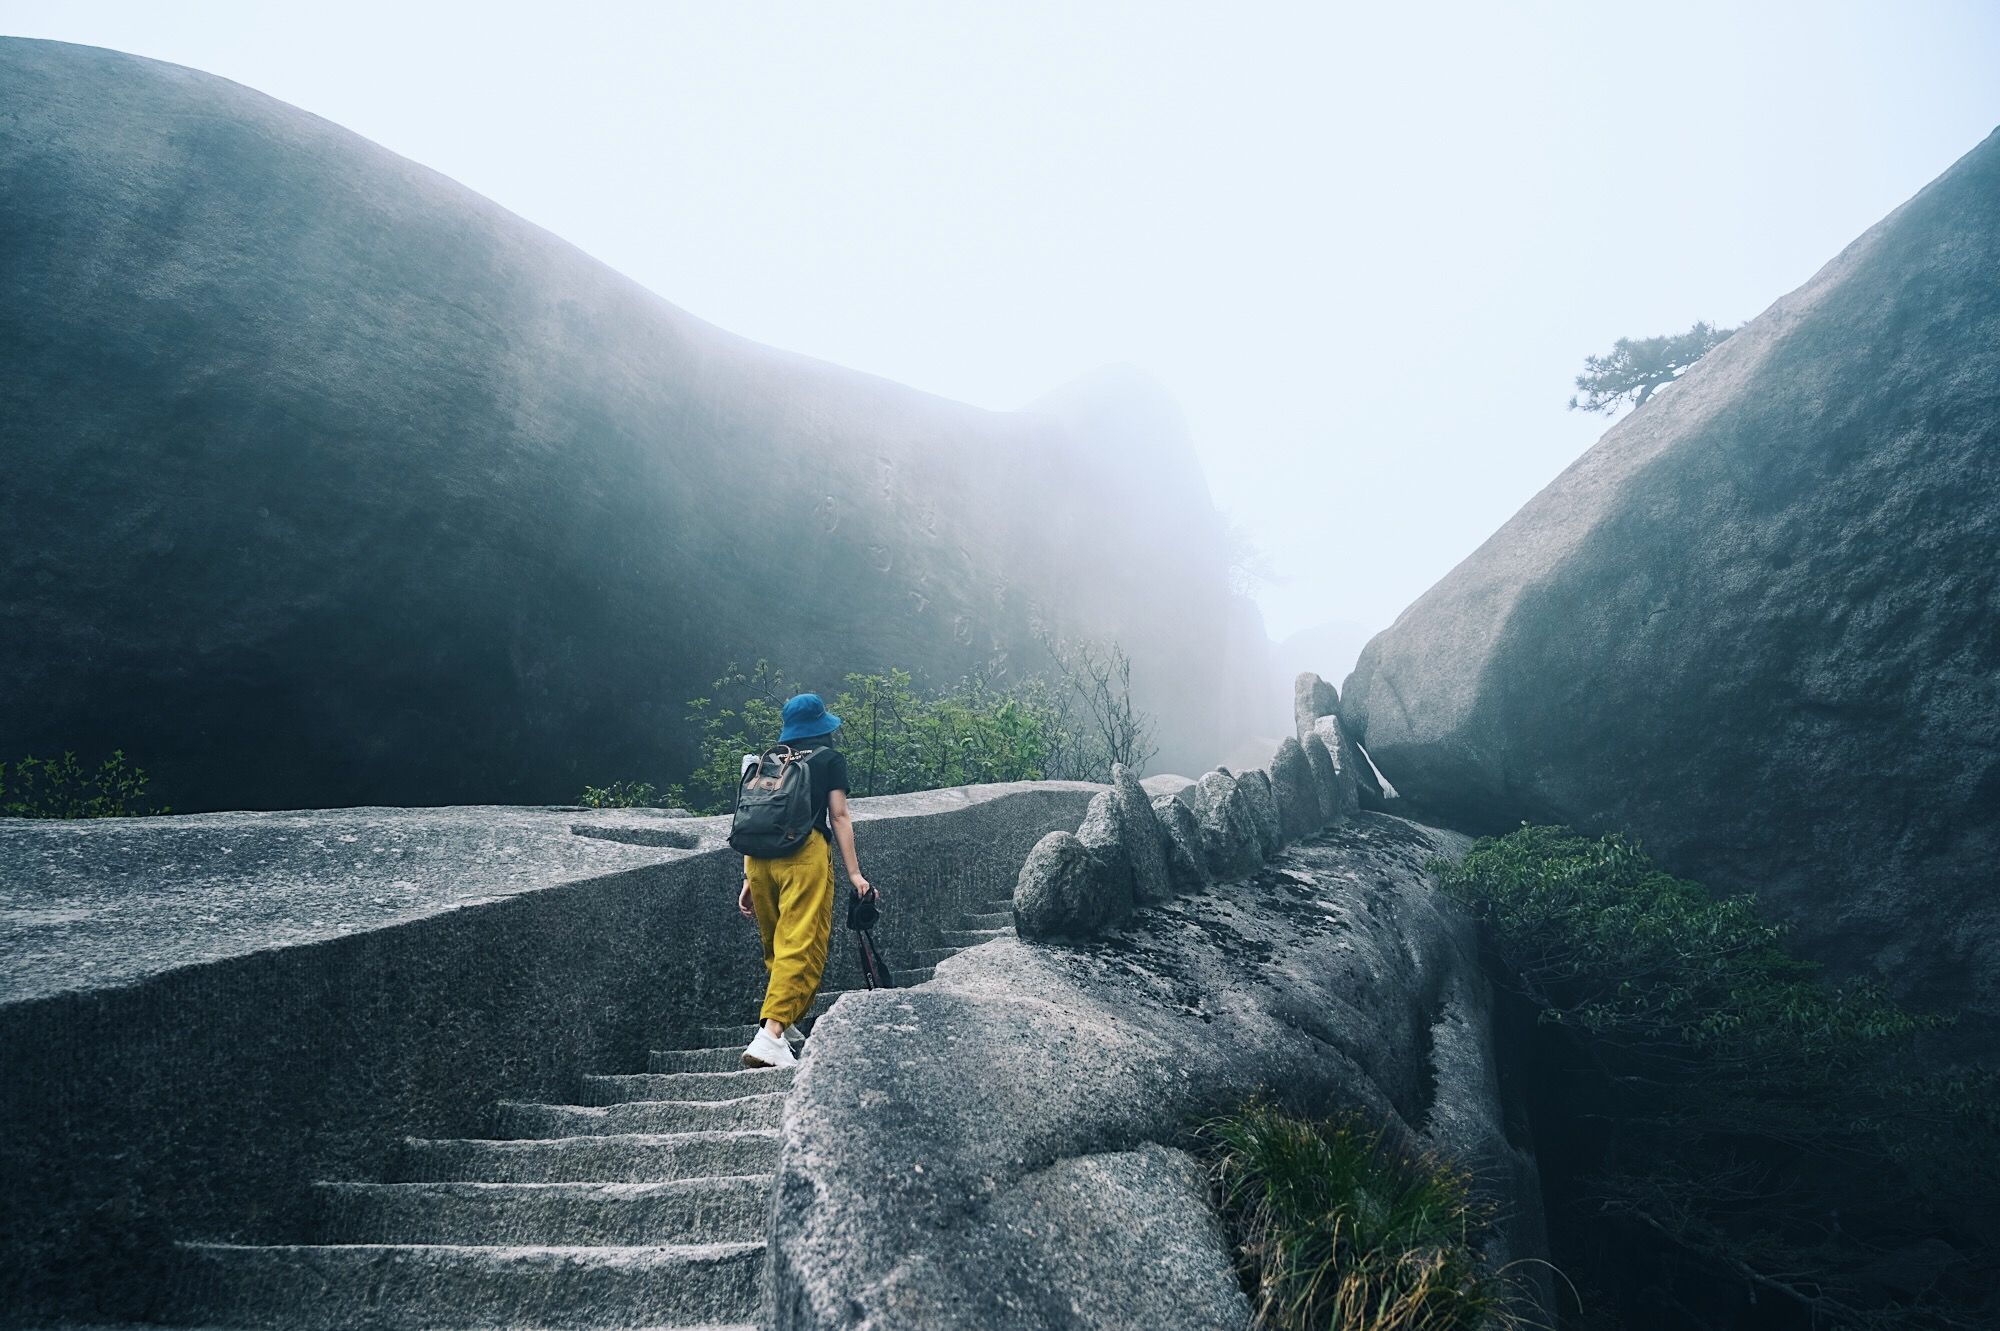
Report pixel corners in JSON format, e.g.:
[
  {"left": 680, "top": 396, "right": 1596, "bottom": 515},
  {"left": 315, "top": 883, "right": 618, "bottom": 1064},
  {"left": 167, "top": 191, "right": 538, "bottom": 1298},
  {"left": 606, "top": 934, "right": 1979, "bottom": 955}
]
[{"left": 6, "top": 1, "right": 1998, "bottom": 671}]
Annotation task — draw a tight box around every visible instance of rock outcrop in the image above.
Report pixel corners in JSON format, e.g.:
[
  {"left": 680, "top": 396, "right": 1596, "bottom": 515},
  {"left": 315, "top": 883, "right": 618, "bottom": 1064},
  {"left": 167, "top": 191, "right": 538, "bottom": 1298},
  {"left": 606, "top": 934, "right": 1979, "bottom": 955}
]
[
  {"left": 772, "top": 815, "right": 1548, "bottom": 1330},
  {"left": 1014, "top": 712, "right": 1363, "bottom": 942},
  {"left": 1293, "top": 671, "right": 1340, "bottom": 744},
  {"left": 1269, "top": 736, "right": 1323, "bottom": 841},
  {"left": 0, "top": 38, "right": 1263, "bottom": 810},
  {"left": 1340, "top": 129, "right": 2000, "bottom": 1053},
  {"left": 1110, "top": 764, "right": 1174, "bottom": 905},
  {"left": 1187, "top": 771, "right": 1266, "bottom": 882},
  {"left": 1150, "top": 792, "right": 1211, "bottom": 896}
]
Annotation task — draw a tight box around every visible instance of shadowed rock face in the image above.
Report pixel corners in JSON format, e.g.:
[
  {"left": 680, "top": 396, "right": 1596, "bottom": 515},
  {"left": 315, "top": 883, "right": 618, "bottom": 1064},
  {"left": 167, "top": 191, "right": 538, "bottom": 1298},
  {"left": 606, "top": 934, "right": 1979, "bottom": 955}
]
[
  {"left": 0, "top": 38, "right": 1256, "bottom": 810},
  {"left": 1342, "top": 128, "right": 2000, "bottom": 1054},
  {"left": 771, "top": 816, "right": 1548, "bottom": 1330}
]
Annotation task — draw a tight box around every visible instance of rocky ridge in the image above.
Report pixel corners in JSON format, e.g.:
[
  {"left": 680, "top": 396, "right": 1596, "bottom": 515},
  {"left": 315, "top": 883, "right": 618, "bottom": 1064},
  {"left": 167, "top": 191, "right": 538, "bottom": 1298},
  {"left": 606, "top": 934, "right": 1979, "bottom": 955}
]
[{"left": 767, "top": 674, "right": 1548, "bottom": 1329}]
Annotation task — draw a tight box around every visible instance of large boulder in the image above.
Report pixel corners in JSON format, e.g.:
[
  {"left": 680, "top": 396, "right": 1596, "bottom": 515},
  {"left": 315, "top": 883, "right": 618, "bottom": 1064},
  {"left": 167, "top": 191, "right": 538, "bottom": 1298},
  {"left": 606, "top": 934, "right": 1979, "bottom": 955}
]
[
  {"left": 1341, "top": 129, "right": 2000, "bottom": 1054},
  {"left": 1234, "top": 768, "right": 1284, "bottom": 858},
  {"left": 1309, "top": 715, "right": 1363, "bottom": 821},
  {"left": 1189, "top": 772, "right": 1264, "bottom": 880},
  {"left": 769, "top": 815, "right": 1549, "bottom": 1330},
  {"left": 1111, "top": 763, "right": 1174, "bottom": 905},
  {"left": 1011, "top": 831, "right": 1107, "bottom": 941},
  {"left": 1074, "top": 790, "right": 1139, "bottom": 910},
  {"left": 1150, "top": 792, "right": 1211, "bottom": 896},
  {"left": 1268, "top": 736, "right": 1324, "bottom": 842},
  {"left": 1293, "top": 670, "right": 1339, "bottom": 741},
  {"left": 0, "top": 38, "right": 1261, "bottom": 810},
  {"left": 1300, "top": 731, "right": 1347, "bottom": 825}
]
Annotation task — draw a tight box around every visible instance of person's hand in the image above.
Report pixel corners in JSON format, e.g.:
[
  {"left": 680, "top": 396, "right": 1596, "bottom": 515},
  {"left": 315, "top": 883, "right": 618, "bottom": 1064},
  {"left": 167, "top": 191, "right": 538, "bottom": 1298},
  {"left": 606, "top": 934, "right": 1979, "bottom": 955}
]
[
  {"left": 738, "top": 880, "right": 755, "bottom": 919},
  {"left": 851, "top": 874, "right": 875, "bottom": 899}
]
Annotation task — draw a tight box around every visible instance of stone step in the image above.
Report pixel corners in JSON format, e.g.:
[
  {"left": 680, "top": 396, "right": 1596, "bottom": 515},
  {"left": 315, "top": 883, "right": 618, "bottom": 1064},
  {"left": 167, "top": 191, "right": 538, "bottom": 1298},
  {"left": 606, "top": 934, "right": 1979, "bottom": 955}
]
[
  {"left": 496, "top": 1096, "right": 786, "bottom": 1138},
  {"left": 978, "top": 897, "right": 1016, "bottom": 912},
  {"left": 662, "top": 1023, "right": 803, "bottom": 1052},
  {"left": 173, "top": 1239, "right": 764, "bottom": 1329},
  {"left": 695, "top": 1022, "right": 767, "bottom": 1048},
  {"left": 648, "top": 1046, "right": 765, "bottom": 1074},
  {"left": 397, "top": 1131, "right": 778, "bottom": 1183},
  {"left": 314, "top": 1176, "right": 774, "bottom": 1246},
  {"left": 899, "top": 965, "right": 936, "bottom": 985},
  {"left": 580, "top": 1067, "right": 794, "bottom": 1106},
  {"left": 962, "top": 910, "right": 1013, "bottom": 929},
  {"left": 904, "top": 946, "right": 958, "bottom": 968},
  {"left": 690, "top": 989, "right": 856, "bottom": 1046},
  {"left": 941, "top": 926, "right": 1012, "bottom": 946}
]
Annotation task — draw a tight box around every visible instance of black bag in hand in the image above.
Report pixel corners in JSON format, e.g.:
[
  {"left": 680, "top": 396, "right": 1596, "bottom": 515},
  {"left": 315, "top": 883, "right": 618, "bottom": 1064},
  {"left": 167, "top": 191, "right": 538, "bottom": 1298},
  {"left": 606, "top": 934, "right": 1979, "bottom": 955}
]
[{"left": 847, "top": 888, "right": 894, "bottom": 989}]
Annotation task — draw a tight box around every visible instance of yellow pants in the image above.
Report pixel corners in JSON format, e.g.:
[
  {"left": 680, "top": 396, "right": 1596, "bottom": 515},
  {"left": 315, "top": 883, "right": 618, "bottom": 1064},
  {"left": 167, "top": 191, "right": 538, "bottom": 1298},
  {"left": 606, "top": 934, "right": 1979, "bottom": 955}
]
[{"left": 745, "top": 831, "right": 836, "bottom": 1027}]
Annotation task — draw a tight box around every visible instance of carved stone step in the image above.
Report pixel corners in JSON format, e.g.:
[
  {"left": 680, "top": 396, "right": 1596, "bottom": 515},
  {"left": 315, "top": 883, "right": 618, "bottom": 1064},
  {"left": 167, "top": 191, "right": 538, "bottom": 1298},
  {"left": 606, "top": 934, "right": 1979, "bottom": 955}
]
[
  {"left": 941, "top": 926, "right": 1012, "bottom": 946},
  {"left": 313, "top": 1175, "right": 774, "bottom": 1246},
  {"left": 395, "top": 1131, "right": 778, "bottom": 1183},
  {"left": 495, "top": 1096, "right": 786, "bottom": 1138},
  {"left": 580, "top": 1067, "right": 794, "bottom": 1106},
  {"left": 173, "top": 1239, "right": 765, "bottom": 1329}
]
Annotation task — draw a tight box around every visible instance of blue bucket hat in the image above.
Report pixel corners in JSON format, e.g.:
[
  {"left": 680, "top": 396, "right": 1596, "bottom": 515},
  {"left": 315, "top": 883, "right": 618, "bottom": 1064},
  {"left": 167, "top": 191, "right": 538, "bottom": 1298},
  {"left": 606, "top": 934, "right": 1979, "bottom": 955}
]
[{"left": 779, "top": 692, "right": 842, "bottom": 743}]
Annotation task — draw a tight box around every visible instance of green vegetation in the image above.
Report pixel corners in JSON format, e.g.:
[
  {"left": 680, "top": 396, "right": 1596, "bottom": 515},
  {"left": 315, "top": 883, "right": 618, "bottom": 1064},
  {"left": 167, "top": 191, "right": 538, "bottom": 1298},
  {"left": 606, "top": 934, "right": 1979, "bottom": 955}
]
[
  {"left": 577, "top": 780, "right": 669, "bottom": 809},
  {"left": 1568, "top": 320, "right": 1734, "bottom": 415},
  {"left": 1201, "top": 1104, "right": 1519, "bottom": 1331},
  {"left": 1433, "top": 825, "right": 1999, "bottom": 1329},
  {"left": 662, "top": 643, "right": 1155, "bottom": 814},
  {"left": 0, "top": 750, "right": 168, "bottom": 818}
]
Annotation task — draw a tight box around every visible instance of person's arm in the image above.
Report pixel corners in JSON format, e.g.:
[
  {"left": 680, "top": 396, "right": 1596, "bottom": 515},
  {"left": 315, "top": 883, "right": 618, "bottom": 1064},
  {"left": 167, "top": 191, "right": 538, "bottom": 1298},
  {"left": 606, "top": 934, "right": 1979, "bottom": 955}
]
[{"left": 827, "top": 790, "right": 873, "bottom": 897}]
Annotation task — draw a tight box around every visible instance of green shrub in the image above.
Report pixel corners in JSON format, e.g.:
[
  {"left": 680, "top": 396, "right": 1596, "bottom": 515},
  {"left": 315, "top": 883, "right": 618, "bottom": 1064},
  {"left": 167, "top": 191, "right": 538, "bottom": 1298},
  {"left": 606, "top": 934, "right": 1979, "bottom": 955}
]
[
  {"left": 664, "top": 652, "right": 1151, "bottom": 814},
  {"left": 577, "top": 780, "right": 666, "bottom": 809},
  {"left": 1433, "top": 826, "right": 1997, "bottom": 1329},
  {"left": 1202, "top": 1104, "right": 1517, "bottom": 1331},
  {"left": 0, "top": 750, "right": 168, "bottom": 818}
]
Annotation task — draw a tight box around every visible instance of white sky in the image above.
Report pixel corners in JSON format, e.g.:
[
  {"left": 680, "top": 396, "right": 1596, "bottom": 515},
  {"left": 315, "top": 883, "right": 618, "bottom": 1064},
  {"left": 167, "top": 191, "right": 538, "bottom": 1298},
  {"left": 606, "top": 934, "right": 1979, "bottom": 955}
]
[{"left": 6, "top": 2, "right": 1998, "bottom": 645}]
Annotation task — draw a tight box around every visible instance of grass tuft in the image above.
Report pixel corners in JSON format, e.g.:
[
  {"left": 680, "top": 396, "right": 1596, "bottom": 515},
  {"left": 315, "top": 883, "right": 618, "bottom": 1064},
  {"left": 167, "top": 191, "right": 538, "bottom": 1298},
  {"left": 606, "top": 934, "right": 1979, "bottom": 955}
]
[{"left": 1202, "top": 1104, "right": 1520, "bottom": 1331}]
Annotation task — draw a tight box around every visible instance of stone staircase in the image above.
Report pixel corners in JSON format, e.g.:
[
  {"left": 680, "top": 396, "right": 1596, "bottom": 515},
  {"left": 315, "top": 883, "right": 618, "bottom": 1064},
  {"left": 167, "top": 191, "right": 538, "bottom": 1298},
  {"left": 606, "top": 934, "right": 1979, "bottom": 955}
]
[{"left": 167, "top": 896, "right": 1017, "bottom": 1330}]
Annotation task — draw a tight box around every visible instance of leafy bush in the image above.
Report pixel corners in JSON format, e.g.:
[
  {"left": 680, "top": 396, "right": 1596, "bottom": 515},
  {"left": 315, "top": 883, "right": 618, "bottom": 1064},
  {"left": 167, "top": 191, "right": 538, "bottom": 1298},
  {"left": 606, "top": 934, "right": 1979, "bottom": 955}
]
[
  {"left": 577, "top": 780, "right": 666, "bottom": 809},
  {"left": 1433, "top": 826, "right": 1998, "bottom": 1329},
  {"left": 1201, "top": 1104, "right": 1518, "bottom": 1331},
  {"left": 0, "top": 750, "right": 168, "bottom": 818},
  {"left": 665, "top": 648, "right": 1155, "bottom": 814}
]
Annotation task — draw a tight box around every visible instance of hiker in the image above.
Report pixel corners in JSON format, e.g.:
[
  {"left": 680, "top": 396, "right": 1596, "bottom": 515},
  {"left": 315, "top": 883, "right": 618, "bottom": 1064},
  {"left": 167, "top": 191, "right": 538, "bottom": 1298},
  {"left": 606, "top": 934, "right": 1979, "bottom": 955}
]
[{"left": 733, "top": 692, "right": 874, "bottom": 1069}]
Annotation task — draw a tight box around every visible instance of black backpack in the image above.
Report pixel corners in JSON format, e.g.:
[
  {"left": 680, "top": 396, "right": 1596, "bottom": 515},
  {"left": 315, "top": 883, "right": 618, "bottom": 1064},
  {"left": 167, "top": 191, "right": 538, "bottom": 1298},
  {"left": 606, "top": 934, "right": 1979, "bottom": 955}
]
[{"left": 729, "top": 745, "right": 822, "bottom": 858}]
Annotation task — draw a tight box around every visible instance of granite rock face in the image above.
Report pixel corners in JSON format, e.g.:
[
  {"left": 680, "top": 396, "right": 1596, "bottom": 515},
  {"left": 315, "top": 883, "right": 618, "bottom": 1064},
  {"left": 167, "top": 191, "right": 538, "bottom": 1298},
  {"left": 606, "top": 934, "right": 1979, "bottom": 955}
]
[
  {"left": 1150, "top": 793, "right": 1211, "bottom": 896},
  {"left": 1268, "top": 737, "right": 1323, "bottom": 841},
  {"left": 1310, "top": 716, "right": 1364, "bottom": 821},
  {"left": 1340, "top": 128, "right": 2000, "bottom": 1054},
  {"left": 1293, "top": 670, "right": 1340, "bottom": 743},
  {"left": 1188, "top": 772, "right": 1264, "bottom": 880},
  {"left": 1111, "top": 763, "right": 1174, "bottom": 905},
  {"left": 0, "top": 38, "right": 1261, "bottom": 810},
  {"left": 791, "top": 1143, "right": 1252, "bottom": 1331},
  {"left": 1074, "top": 790, "right": 1139, "bottom": 908},
  {"left": 1011, "top": 831, "right": 1108, "bottom": 941},
  {"left": 770, "top": 815, "right": 1548, "bottom": 1330},
  {"left": 1234, "top": 769, "right": 1283, "bottom": 858},
  {"left": 1301, "top": 731, "right": 1351, "bottom": 824}
]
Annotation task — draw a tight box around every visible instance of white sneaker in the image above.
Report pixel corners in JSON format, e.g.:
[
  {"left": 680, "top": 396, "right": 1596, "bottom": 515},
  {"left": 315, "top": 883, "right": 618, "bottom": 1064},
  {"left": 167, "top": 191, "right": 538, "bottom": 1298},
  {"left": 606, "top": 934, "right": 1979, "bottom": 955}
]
[{"left": 741, "top": 1028, "right": 797, "bottom": 1069}]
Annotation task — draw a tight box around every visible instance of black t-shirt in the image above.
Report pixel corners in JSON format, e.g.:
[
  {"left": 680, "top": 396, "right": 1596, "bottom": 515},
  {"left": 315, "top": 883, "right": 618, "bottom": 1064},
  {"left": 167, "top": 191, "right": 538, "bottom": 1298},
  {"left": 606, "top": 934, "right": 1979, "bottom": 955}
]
[{"left": 778, "top": 742, "right": 850, "bottom": 840}]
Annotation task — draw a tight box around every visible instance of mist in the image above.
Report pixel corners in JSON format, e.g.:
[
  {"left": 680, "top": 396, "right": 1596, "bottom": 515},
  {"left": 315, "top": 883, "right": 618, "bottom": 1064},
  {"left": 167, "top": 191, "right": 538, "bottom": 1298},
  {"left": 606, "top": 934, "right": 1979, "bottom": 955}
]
[{"left": 6, "top": 0, "right": 1996, "bottom": 675}]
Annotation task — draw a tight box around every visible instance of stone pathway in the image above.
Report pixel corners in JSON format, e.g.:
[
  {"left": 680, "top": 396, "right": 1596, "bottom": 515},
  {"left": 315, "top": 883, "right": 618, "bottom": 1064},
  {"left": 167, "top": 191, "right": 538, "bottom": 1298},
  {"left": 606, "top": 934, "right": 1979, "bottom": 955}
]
[{"left": 169, "top": 897, "right": 1017, "bottom": 1329}]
